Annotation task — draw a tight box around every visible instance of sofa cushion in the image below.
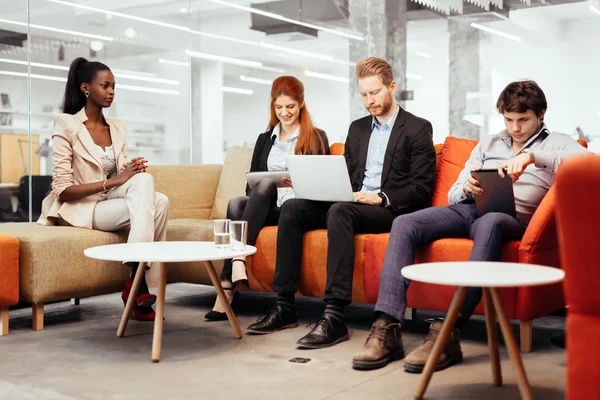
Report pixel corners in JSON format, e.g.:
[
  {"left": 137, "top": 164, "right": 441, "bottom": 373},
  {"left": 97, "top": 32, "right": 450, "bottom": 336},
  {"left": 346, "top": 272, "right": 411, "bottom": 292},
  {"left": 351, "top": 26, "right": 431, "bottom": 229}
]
[
  {"left": 0, "top": 233, "right": 19, "bottom": 307},
  {"left": 210, "top": 146, "right": 253, "bottom": 220},
  {"left": 0, "top": 223, "right": 129, "bottom": 304},
  {"left": 330, "top": 143, "right": 344, "bottom": 156},
  {"left": 148, "top": 165, "right": 222, "bottom": 220},
  {"left": 166, "top": 219, "right": 215, "bottom": 242},
  {"left": 363, "top": 233, "right": 519, "bottom": 317},
  {"left": 431, "top": 137, "right": 478, "bottom": 207},
  {"left": 249, "top": 226, "right": 369, "bottom": 302}
]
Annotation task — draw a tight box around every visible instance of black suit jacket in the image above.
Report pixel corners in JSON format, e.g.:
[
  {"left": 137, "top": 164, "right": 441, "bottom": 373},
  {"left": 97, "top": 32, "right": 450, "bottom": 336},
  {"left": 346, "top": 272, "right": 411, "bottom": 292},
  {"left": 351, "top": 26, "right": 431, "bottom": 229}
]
[
  {"left": 246, "top": 128, "right": 330, "bottom": 195},
  {"left": 344, "top": 107, "right": 436, "bottom": 213}
]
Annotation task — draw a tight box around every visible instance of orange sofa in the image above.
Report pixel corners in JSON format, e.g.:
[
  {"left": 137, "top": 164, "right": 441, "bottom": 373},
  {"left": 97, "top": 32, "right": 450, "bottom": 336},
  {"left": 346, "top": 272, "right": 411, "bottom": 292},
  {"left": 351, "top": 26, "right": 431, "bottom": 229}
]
[
  {"left": 556, "top": 154, "right": 600, "bottom": 400},
  {"left": 0, "top": 233, "right": 19, "bottom": 336},
  {"left": 248, "top": 137, "right": 585, "bottom": 352}
]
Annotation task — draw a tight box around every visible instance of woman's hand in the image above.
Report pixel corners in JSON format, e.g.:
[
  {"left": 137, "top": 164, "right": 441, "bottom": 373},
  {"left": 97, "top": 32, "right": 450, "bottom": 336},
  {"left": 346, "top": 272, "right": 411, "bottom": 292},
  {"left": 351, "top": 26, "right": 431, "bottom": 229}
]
[
  {"left": 114, "top": 157, "right": 147, "bottom": 186},
  {"left": 280, "top": 176, "right": 293, "bottom": 188}
]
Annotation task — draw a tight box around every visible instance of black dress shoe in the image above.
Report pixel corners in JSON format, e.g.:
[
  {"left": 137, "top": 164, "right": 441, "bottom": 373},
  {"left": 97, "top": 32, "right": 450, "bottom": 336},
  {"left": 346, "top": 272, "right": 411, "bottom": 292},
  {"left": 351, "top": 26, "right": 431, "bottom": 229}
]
[
  {"left": 296, "top": 314, "right": 349, "bottom": 349},
  {"left": 246, "top": 304, "right": 299, "bottom": 334}
]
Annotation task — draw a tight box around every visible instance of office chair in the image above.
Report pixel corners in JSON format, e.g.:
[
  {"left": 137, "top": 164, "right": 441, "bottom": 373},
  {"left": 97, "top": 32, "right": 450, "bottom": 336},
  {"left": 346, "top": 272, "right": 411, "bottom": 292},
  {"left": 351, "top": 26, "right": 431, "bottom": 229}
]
[{"left": 2, "top": 175, "right": 52, "bottom": 222}]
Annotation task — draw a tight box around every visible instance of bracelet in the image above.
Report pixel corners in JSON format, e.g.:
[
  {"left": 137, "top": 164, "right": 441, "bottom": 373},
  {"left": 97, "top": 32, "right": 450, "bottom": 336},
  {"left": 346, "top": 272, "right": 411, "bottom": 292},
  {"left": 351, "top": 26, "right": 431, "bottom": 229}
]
[{"left": 103, "top": 179, "right": 108, "bottom": 193}]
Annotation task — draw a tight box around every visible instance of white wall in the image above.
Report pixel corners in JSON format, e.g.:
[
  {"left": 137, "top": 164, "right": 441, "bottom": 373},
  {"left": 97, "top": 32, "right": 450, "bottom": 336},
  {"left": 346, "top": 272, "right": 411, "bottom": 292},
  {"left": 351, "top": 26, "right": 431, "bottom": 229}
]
[
  {"left": 405, "top": 19, "right": 450, "bottom": 145},
  {"left": 403, "top": 16, "right": 600, "bottom": 153},
  {"left": 486, "top": 18, "right": 600, "bottom": 153}
]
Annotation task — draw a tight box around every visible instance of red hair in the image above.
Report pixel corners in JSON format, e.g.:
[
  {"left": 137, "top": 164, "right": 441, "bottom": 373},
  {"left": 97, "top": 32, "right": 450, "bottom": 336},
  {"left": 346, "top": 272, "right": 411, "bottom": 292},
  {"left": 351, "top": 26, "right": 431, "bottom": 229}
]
[{"left": 267, "top": 76, "right": 327, "bottom": 155}]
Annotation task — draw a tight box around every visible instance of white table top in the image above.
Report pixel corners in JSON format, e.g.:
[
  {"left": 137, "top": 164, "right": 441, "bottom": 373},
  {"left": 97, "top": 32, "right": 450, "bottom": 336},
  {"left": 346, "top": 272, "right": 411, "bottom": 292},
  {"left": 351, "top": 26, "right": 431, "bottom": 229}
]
[
  {"left": 84, "top": 241, "right": 257, "bottom": 263},
  {"left": 0, "top": 183, "right": 19, "bottom": 189},
  {"left": 401, "top": 262, "right": 564, "bottom": 287}
]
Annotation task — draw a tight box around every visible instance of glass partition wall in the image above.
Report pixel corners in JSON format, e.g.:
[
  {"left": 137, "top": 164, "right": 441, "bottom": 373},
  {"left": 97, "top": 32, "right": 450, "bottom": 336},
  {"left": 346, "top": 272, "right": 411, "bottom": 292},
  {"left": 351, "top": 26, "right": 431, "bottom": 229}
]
[{"left": 1, "top": 0, "right": 598, "bottom": 224}]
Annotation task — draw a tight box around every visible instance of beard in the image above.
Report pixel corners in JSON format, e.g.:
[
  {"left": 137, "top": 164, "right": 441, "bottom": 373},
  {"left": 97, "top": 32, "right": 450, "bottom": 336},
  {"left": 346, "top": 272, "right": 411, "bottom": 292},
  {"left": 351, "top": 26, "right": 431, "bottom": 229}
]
[{"left": 368, "top": 93, "right": 394, "bottom": 117}]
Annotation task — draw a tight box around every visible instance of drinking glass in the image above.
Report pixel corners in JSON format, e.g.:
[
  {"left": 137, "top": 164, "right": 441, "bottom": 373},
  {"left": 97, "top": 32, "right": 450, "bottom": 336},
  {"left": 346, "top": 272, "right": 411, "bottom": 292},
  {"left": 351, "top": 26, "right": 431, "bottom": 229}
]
[
  {"left": 229, "top": 220, "right": 248, "bottom": 251},
  {"left": 213, "top": 219, "right": 231, "bottom": 248}
]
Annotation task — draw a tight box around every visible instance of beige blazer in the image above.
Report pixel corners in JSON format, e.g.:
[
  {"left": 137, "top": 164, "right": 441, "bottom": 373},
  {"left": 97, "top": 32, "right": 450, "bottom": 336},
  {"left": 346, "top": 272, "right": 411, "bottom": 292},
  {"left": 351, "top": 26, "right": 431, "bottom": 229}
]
[{"left": 38, "top": 107, "right": 128, "bottom": 229}]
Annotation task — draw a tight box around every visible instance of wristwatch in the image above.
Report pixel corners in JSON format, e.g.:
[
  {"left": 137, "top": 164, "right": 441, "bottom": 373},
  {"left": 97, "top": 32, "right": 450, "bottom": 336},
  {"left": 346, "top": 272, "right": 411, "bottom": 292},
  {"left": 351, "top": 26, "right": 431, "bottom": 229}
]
[
  {"left": 522, "top": 148, "right": 535, "bottom": 161},
  {"left": 377, "top": 192, "right": 388, "bottom": 207}
]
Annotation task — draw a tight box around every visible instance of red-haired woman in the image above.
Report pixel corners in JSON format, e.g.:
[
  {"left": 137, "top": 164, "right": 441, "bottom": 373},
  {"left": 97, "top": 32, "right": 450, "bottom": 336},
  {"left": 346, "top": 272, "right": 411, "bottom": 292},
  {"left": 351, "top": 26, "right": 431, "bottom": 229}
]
[{"left": 205, "top": 76, "right": 330, "bottom": 321}]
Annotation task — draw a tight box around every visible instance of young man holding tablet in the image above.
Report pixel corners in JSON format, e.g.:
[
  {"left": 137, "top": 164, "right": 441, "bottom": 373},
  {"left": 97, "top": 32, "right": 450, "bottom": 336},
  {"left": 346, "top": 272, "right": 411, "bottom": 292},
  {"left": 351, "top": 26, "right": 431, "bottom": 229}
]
[{"left": 352, "top": 80, "right": 589, "bottom": 372}]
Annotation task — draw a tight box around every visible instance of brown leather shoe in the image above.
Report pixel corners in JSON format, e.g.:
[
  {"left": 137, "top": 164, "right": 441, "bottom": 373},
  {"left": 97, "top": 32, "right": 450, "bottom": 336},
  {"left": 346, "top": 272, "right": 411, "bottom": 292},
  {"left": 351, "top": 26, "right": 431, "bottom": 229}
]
[
  {"left": 404, "top": 320, "right": 463, "bottom": 373},
  {"left": 352, "top": 319, "right": 405, "bottom": 370}
]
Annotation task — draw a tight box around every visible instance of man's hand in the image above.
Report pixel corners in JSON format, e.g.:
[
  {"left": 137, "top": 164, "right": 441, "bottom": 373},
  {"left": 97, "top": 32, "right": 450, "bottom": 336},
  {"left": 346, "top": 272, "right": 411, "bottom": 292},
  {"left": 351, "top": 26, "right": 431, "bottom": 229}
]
[
  {"left": 464, "top": 167, "right": 483, "bottom": 196},
  {"left": 498, "top": 152, "right": 533, "bottom": 182},
  {"left": 353, "top": 192, "right": 382, "bottom": 205}
]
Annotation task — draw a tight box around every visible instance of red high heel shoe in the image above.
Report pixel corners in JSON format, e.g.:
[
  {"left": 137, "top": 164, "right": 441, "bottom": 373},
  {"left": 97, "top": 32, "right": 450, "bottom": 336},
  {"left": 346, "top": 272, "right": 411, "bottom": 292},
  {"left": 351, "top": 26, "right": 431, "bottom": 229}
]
[
  {"left": 121, "top": 279, "right": 157, "bottom": 307},
  {"left": 130, "top": 303, "right": 157, "bottom": 322}
]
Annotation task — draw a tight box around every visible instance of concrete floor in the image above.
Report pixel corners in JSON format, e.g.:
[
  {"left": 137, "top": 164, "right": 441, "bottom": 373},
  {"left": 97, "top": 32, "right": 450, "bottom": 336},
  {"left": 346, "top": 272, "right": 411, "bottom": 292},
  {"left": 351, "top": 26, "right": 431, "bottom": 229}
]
[{"left": 0, "top": 284, "right": 566, "bottom": 400}]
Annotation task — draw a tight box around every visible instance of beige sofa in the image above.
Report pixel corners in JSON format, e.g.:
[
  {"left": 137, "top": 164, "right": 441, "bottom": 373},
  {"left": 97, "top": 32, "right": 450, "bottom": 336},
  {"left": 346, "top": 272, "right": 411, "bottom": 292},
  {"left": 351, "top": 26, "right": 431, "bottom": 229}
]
[{"left": 0, "top": 147, "right": 253, "bottom": 330}]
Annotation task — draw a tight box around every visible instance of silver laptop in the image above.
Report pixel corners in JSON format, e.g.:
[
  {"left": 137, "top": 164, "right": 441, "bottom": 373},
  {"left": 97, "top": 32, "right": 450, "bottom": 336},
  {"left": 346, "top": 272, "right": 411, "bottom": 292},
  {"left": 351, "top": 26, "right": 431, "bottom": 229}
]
[{"left": 285, "top": 155, "right": 355, "bottom": 202}]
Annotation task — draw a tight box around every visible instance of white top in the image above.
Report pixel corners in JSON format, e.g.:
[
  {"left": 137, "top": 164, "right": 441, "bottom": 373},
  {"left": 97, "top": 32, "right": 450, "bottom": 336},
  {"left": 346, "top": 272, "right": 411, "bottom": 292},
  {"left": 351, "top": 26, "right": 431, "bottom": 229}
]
[
  {"left": 96, "top": 145, "right": 116, "bottom": 178},
  {"left": 401, "top": 262, "right": 565, "bottom": 288},
  {"left": 84, "top": 241, "right": 257, "bottom": 263}
]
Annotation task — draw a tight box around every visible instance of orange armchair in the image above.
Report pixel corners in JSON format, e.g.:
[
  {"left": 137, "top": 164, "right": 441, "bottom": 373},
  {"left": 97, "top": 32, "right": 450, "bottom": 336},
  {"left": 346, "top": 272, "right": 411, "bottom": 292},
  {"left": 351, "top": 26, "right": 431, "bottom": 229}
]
[
  {"left": 556, "top": 153, "right": 600, "bottom": 400},
  {"left": 0, "top": 233, "right": 19, "bottom": 336}
]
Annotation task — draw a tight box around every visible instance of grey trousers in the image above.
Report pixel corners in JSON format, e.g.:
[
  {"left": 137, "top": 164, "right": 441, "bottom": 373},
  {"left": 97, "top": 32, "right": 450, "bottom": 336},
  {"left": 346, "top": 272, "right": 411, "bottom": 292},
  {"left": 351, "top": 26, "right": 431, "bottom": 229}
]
[{"left": 375, "top": 203, "right": 526, "bottom": 324}]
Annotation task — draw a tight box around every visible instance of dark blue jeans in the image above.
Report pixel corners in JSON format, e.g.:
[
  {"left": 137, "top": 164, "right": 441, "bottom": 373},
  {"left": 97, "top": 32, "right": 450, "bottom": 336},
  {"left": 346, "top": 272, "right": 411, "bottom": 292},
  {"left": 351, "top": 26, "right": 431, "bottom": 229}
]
[{"left": 375, "top": 203, "right": 526, "bottom": 324}]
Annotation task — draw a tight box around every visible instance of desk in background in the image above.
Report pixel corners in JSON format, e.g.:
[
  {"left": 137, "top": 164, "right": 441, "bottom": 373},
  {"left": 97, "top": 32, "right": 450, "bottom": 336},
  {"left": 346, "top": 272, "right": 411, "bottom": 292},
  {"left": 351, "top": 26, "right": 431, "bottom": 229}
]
[{"left": 0, "top": 133, "right": 41, "bottom": 184}]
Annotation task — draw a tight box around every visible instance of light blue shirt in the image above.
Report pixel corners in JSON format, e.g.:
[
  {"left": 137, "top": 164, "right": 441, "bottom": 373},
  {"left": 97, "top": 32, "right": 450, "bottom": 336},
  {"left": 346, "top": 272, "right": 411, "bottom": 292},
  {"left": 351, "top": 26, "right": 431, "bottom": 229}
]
[
  {"left": 361, "top": 104, "right": 400, "bottom": 194},
  {"left": 267, "top": 124, "right": 299, "bottom": 207}
]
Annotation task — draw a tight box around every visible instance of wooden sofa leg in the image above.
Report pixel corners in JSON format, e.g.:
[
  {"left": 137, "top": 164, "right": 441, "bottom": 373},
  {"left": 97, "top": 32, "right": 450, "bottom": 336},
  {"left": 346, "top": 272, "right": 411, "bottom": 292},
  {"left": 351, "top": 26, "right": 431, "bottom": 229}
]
[
  {"left": 71, "top": 298, "right": 80, "bottom": 306},
  {"left": 32, "top": 304, "right": 44, "bottom": 331},
  {"left": 520, "top": 320, "right": 532, "bottom": 353},
  {"left": 1, "top": 307, "right": 8, "bottom": 336}
]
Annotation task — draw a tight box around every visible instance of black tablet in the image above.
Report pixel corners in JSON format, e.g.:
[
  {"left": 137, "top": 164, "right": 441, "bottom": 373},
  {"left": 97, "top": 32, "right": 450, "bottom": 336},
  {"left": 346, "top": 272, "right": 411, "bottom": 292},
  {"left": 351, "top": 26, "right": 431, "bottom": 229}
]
[{"left": 470, "top": 169, "right": 516, "bottom": 218}]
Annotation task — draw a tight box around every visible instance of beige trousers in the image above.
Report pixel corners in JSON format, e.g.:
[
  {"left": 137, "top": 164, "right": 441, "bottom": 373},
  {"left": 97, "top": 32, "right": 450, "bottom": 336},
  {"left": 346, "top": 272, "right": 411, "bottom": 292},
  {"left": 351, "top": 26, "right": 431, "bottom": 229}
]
[{"left": 92, "top": 173, "right": 170, "bottom": 287}]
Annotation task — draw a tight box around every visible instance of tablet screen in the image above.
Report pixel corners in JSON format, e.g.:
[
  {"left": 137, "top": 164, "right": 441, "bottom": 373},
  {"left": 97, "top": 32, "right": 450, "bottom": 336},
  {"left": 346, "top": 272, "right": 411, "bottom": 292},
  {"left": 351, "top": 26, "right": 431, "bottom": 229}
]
[{"left": 470, "top": 169, "right": 516, "bottom": 218}]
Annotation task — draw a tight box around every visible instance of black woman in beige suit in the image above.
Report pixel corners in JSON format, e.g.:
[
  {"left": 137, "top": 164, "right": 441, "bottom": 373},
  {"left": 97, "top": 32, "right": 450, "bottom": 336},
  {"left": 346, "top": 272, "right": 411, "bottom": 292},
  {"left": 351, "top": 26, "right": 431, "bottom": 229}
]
[{"left": 39, "top": 57, "right": 169, "bottom": 321}]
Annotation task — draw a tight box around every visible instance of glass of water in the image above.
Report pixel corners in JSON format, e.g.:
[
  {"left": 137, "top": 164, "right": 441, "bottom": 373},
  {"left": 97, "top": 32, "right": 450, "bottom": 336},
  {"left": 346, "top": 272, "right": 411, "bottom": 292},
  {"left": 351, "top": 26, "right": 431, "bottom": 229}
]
[
  {"left": 229, "top": 221, "right": 248, "bottom": 252},
  {"left": 213, "top": 219, "right": 231, "bottom": 248}
]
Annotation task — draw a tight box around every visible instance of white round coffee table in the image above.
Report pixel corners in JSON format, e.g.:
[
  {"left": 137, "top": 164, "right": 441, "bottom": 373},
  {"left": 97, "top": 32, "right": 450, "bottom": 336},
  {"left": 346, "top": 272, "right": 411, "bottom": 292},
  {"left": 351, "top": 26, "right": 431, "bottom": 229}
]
[
  {"left": 402, "top": 262, "right": 564, "bottom": 400},
  {"left": 85, "top": 241, "right": 256, "bottom": 363}
]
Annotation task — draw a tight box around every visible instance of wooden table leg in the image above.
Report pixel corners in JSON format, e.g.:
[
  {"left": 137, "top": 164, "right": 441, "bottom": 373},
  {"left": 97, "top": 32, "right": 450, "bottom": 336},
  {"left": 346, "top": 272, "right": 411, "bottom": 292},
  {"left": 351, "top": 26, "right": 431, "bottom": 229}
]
[
  {"left": 117, "top": 261, "right": 147, "bottom": 337},
  {"left": 483, "top": 288, "right": 502, "bottom": 386},
  {"left": 205, "top": 262, "right": 243, "bottom": 339},
  {"left": 414, "top": 286, "right": 469, "bottom": 400},
  {"left": 152, "top": 262, "right": 167, "bottom": 363},
  {"left": 489, "top": 288, "right": 532, "bottom": 400},
  {"left": 1, "top": 307, "right": 9, "bottom": 336}
]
